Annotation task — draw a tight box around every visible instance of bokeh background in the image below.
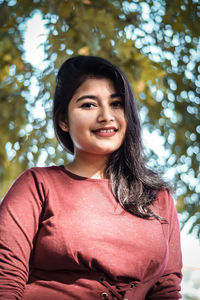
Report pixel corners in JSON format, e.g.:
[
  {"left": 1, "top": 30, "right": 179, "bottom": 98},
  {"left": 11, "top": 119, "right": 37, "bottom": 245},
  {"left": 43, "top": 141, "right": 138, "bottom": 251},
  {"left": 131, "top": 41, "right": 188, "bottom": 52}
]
[{"left": 0, "top": 0, "right": 200, "bottom": 298}]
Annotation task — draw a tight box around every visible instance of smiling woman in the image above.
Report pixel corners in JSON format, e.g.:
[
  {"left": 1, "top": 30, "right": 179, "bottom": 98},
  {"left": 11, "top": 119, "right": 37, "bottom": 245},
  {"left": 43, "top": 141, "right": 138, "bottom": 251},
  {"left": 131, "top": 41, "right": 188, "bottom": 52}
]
[{"left": 0, "top": 55, "right": 182, "bottom": 300}]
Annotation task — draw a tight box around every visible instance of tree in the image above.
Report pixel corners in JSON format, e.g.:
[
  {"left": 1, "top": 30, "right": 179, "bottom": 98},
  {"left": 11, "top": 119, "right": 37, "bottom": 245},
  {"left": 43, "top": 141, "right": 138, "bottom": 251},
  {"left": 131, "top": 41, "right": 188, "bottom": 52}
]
[
  {"left": 130, "top": 0, "right": 200, "bottom": 235},
  {"left": 0, "top": 1, "right": 32, "bottom": 194},
  {"left": 0, "top": 0, "right": 199, "bottom": 236}
]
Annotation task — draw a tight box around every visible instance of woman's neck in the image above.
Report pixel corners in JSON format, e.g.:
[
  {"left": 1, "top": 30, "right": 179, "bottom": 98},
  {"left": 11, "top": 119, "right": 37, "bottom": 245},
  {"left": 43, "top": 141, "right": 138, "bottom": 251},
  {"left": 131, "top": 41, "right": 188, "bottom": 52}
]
[{"left": 65, "top": 152, "right": 109, "bottom": 179}]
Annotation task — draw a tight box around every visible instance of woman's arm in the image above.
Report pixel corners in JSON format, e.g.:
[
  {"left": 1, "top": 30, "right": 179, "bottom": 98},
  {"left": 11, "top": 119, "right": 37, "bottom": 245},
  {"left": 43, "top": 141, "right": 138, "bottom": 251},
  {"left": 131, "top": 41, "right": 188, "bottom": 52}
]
[
  {"left": 147, "top": 192, "right": 182, "bottom": 299},
  {"left": 0, "top": 169, "right": 45, "bottom": 300}
]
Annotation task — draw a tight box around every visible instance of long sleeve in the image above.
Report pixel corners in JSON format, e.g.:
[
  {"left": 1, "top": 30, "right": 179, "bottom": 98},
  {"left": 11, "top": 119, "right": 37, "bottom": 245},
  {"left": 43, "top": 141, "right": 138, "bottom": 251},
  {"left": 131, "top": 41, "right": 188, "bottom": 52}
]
[
  {"left": 0, "top": 169, "right": 45, "bottom": 300},
  {"left": 146, "top": 192, "right": 182, "bottom": 299}
]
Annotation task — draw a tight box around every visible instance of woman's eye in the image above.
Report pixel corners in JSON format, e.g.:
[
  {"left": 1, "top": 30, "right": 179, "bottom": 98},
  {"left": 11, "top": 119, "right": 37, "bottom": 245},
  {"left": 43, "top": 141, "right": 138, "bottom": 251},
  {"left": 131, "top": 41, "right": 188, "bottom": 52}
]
[
  {"left": 111, "top": 100, "right": 123, "bottom": 108},
  {"left": 80, "top": 102, "right": 96, "bottom": 108}
]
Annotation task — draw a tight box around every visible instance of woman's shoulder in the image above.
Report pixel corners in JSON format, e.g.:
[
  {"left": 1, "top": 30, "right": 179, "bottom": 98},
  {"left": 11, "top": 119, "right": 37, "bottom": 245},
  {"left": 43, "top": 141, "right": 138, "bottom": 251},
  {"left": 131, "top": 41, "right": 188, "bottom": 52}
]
[
  {"left": 19, "top": 165, "right": 63, "bottom": 180},
  {"left": 153, "top": 189, "right": 178, "bottom": 222},
  {"left": 2, "top": 166, "right": 66, "bottom": 204},
  {"left": 6, "top": 166, "right": 65, "bottom": 194}
]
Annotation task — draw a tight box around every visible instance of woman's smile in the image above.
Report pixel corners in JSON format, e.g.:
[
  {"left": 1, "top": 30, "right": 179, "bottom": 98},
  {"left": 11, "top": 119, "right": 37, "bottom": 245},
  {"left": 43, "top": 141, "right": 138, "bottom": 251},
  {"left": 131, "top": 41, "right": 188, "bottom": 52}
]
[{"left": 91, "top": 126, "right": 118, "bottom": 137}]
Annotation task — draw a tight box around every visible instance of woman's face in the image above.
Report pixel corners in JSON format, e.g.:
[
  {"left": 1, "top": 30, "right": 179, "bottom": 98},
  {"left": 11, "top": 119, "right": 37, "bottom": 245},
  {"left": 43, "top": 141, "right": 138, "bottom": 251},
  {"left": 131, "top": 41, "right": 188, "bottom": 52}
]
[{"left": 59, "top": 77, "right": 127, "bottom": 159}]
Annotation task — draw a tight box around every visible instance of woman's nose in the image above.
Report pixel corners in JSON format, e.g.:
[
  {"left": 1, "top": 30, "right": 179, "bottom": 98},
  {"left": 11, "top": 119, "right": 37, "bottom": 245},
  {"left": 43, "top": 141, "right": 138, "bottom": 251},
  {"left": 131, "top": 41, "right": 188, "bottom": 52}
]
[{"left": 97, "top": 106, "right": 114, "bottom": 123}]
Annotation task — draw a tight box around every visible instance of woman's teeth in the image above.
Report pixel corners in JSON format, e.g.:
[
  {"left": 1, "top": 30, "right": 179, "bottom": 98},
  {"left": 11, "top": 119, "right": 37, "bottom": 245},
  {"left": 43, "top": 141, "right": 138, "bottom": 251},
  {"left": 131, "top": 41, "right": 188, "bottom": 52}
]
[{"left": 98, "top": 129, "right": 115, "bottom": 133}]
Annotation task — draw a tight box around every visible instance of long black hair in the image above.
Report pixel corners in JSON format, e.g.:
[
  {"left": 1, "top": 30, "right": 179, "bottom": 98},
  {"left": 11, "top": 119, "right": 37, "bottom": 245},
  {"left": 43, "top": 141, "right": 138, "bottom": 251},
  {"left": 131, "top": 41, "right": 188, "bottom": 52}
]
[{"left": 53, "top": 55, "right": 170, "bottom": 220}]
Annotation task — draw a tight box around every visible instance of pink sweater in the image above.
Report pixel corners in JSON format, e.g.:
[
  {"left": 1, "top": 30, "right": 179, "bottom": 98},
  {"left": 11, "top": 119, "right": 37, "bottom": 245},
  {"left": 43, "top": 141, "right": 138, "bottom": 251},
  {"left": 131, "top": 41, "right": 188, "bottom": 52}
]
[{"left": 0, "top": 166, "right": 182, "bottom": 299}]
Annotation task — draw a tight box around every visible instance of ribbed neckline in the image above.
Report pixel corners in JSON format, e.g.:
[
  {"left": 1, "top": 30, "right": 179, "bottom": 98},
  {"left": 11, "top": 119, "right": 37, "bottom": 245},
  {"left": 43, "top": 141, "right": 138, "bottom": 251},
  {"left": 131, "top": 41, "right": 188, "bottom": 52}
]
[{"left": 58, "top": 165, "right": 110, "bottom": 182}]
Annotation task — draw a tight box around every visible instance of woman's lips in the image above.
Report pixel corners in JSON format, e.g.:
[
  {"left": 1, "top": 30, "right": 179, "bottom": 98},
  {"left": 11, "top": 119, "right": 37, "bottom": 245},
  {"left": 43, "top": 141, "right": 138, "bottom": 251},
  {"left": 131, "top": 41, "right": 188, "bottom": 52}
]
[{"left": 92, "top": 127, "right": 117, "bottom": 137}]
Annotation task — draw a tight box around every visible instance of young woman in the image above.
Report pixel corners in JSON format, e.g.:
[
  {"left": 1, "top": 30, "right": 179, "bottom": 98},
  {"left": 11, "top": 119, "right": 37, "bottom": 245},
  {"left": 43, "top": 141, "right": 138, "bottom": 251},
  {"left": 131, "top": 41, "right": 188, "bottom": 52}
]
[{"left": 0, "top": 56, "right": 182, "bottom": 299}]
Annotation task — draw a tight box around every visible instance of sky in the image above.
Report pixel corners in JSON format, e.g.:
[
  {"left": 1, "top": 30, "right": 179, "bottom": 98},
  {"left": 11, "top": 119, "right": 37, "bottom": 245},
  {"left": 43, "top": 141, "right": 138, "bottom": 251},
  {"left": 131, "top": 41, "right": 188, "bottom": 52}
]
[{"left": 23, "top": 12, "right": 200, "bottom": 291}]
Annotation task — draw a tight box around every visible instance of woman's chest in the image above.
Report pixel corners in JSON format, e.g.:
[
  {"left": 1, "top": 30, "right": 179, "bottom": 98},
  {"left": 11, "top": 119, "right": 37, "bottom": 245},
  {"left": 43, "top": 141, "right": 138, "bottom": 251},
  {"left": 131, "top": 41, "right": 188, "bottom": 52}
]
[{"left": 32, "top": 184, "right": 168, "bottom": 280}]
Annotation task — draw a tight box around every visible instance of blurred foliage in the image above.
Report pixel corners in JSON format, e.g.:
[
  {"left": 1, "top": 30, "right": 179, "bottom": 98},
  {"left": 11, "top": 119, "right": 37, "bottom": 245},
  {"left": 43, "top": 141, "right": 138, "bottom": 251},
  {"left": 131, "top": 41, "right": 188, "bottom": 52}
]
[{"left": 0, "top": 0, "right": 199, "bottom": 236}]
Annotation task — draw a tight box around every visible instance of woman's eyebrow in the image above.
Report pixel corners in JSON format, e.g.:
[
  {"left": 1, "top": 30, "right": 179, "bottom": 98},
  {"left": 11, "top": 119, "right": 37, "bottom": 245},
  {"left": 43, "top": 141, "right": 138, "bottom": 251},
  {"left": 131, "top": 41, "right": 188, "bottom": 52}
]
[
  {"left": 76, "top": 95, "right": 97, "bottom": 103},
  {"left": 76, "top": 93, "right": 122, "bottom": 103},
  {"left": 110, "top": 93, "right": 122, "bottom": 98}
]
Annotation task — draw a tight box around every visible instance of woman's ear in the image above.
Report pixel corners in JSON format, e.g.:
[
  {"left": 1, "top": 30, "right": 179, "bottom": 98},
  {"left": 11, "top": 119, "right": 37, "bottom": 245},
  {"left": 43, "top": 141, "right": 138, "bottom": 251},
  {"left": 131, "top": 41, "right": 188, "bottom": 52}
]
[{"left": 59, "top": 120, "right": 69, "bottom": 132}]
